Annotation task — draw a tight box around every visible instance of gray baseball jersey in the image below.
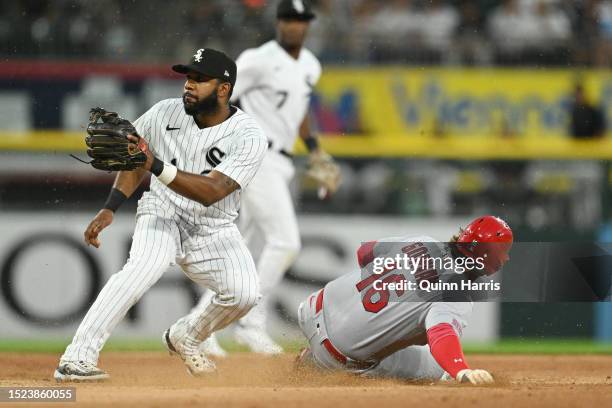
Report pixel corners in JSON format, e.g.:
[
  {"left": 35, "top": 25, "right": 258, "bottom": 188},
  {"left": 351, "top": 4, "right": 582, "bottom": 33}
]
[
  {"left": 322, "top": 235, "right": 473, "bottom": 362},
  {"left": 133, "top": 98, "right": 268, "bottom": 229}
]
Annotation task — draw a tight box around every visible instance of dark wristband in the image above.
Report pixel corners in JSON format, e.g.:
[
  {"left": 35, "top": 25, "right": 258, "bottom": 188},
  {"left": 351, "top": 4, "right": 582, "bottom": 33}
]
[
  {"left": 103, "top": 188, "right": 128, "bottom": 213},
  {"left": 150, "top": 156, "right": 164, "bottom": 177},
  {"left": 304, "top": 135, "right": 319, "bottom": 152}
]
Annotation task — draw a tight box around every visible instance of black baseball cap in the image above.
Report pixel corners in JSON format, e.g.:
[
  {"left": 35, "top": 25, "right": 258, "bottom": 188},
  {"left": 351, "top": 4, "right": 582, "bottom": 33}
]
[
  {"left": 277, "top": 0, "right": 315, "bottom": 21},
  {"left": 172, "top": 48, "right": 237, "bottom": 86}
]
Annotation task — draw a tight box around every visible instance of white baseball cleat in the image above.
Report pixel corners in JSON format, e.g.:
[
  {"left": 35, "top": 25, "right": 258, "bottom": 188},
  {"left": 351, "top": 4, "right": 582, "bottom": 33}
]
[
  {"left": 53, "top": 360, "right": 109, "bottom": 382},
  {"left": 199, "top": 333, "right": 228, "bottom": 358},
  {"left": 234, "top": 326, "right": 283, "bottom": 355},
  {"left": 162, "top": 328, "right": 216, "bottom": 376}
]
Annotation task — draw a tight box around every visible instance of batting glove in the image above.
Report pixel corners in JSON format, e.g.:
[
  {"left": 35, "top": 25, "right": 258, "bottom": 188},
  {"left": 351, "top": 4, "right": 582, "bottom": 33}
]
[{"left": 456, "top": 369, "right": 494, "bottom": 385}]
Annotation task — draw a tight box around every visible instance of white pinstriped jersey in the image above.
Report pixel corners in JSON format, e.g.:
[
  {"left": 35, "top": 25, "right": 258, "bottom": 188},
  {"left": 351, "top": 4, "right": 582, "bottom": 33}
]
[
  {"left": 231, "top": 40, "right": 321, "bottom": 152},
  {"left": 133, "top": 98, "right": 267, "bottom": 229}
]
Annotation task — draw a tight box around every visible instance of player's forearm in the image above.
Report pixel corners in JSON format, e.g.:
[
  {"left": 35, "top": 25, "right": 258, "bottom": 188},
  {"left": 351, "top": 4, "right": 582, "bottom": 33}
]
[
  {"left": 299, "top": 113, "right": 320, "bottom": 153},
  {"left": 139, "top": 139, "right": 240, "bottom": 206},
  {"left": 426, "top": 323, "right": 469, "bottom": 379},
  {"left": 112, "top": 168, "right": 147, "bottom": 197},
  {"left": 102, "top": 168, "right": 147, "bottom": 213},
  {"left": 165, "top": 171, "right": 231, "bottom": 206}
]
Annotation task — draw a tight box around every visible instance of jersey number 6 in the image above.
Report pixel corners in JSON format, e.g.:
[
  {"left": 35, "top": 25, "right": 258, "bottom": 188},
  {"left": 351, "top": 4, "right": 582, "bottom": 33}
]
[{"left": 356, "top": 273, "right": 405, "bottom": 314}]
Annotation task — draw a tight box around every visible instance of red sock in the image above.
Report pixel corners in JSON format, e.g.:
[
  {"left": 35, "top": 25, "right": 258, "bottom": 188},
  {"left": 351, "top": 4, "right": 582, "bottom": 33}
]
[{"left": 427, "top": 323, "right": 469, "bottom": 378}]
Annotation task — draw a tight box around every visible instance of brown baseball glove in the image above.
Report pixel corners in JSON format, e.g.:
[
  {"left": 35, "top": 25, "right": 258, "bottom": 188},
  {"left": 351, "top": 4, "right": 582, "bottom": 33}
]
[
  {"left": 84, "top": 107, "right": 146, "bottom": 171},
  {"left": 305, "top": 151, "right": 341, "bottom": 195}
]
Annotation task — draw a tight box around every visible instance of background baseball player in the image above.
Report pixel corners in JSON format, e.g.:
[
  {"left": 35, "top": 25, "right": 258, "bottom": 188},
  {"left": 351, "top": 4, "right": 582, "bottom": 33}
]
[
  {"left": 195, "top": 0, "right": 340, "bottom": 356},
  {"left": 296, "top": 216, "right": 513, "bottom": 384},
  {"left": 54, "top": 48, "right": 268, "bottom": 381}
]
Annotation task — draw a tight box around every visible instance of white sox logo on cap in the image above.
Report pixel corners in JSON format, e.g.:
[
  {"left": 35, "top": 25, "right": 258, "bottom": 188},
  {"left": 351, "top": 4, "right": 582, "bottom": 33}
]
[
  {"left": 292, "top": 0, "right": 304, "bottom": 13},
  {"left": 224, "top": 70, "right": 230, "bottom": 77},
  {"left": 194, "top": 48, "right": 204, "bottom": 62}
]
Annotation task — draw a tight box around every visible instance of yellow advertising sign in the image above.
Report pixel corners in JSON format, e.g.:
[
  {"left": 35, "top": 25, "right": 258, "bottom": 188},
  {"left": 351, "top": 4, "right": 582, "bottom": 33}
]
[
  {"left": 313, "top": 68, "right": 612, "bottom": 139},
  {"left": 2, "top": 69, "right": 612, "bottom": 159}
]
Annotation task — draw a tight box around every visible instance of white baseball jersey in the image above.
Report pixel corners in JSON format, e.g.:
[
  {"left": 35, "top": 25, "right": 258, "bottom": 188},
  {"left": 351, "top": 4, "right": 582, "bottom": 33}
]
[
  {"left": 231, "top": 40, "right": 322, "bottom": 152},
  {"left": 321, "top": 235, "right": 473, "bottom": 362},
  {"left": 133, "top": 98, "right": 268, "bottom": 229},
  {"left": 61, "top": 99, "right": 266, "bottom": 365}
]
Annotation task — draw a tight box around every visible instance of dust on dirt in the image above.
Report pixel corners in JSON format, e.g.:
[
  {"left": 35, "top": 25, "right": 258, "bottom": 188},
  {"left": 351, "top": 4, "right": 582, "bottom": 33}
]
[{"left": 1, "top": 353, "right": 611, "bottom": 407}]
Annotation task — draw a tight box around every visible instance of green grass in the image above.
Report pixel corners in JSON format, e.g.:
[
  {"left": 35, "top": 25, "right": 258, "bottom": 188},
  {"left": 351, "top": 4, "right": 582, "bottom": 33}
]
[
  {"left": 0, "top": 338, "right": 307, "bottom": 354},
  {"left": 1, "top": 338, "right": 611, "bottom": 354},
  {"left": 463, "top": 339, "right": 612, "bottom": 354}
]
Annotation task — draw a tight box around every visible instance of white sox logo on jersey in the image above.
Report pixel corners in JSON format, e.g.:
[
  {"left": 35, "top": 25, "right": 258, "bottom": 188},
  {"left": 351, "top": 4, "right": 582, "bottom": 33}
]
[
  {"left": 201, "top": 147, "right": 226, "bottom": 175},
  {"left": 170, "top": 147, "right": 226, "bottom": 175},
  {"left": 194, "top": 49, "right": 204, "bottom": 62}
]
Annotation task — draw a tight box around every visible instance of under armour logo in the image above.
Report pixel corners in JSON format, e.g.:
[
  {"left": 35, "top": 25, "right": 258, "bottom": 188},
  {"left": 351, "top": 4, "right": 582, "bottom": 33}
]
[
  {"left": 193, "top": 48, "right": 204, "bottom": 62},
  {"left": 293, "top": 0, "right": 305, "bottom": 13},
  {"left": 453, "top": 358, "right": 463, "bottom": 363},
  {"left": 224, "top": 70, "right": 230, "bottom": 77}
]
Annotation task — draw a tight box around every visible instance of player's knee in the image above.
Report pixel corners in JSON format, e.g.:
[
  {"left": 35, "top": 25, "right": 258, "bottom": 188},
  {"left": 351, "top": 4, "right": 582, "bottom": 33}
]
[
  {"left": 284, "top": 239, "right": 301, "bottom": 266},
  {"left": 266, "top": 235, "right": 301, "bottom": 262},
  {"left": 238, "top": 292, "right": 259, "bottom": 314},
  {"left": 213, "top": 290, "right": 258, "bottom": 315}
]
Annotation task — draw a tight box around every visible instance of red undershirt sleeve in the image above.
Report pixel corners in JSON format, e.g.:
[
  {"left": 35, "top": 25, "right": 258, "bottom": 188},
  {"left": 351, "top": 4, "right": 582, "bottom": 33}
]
[{"left": 427, "top": 322, "right": 470, "bottom": 378}]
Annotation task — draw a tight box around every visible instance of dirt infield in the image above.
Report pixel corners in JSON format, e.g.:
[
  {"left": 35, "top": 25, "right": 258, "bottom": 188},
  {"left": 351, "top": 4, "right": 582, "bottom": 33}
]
[{"left": 1, "top": 353, "right": 611, "bottom": 407}]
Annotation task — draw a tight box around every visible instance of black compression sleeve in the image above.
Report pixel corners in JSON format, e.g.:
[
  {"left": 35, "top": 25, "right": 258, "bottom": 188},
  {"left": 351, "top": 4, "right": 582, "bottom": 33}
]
[
  {"left": 304, "top": 135, "right": 319, "bottom": 152},
  {"left": 150, "top": 157, "right": 164, "bottom": 177},
  {"left": 103, "top": 188, "right": 128, "bottom": 213}
]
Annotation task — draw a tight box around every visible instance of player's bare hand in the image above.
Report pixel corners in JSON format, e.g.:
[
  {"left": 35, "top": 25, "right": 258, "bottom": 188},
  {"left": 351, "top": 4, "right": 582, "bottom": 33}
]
[
  {"left": 456, "top": 369, "right": 494, "bottom": 385},
  {"left": 84, "top": 209, "right": 114, "bottom": 248},
  {"left": 127, "top": 134, "right": 154, "bottom": 171}
]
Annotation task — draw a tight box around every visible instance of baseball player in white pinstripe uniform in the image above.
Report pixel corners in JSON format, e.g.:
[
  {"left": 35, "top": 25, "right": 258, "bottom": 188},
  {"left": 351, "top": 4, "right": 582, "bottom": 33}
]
[
  {"left": 195, "top": 0, "right": 341, "bottom": 357},
  {"left": 54, "top": 48, "right": 268, "bottom": 381}
]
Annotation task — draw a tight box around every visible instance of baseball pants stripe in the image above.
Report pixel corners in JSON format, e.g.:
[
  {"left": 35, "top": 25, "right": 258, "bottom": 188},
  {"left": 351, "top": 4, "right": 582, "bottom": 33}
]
[{"left": 62, "top": 214, "right": 179, "bottom": 363}]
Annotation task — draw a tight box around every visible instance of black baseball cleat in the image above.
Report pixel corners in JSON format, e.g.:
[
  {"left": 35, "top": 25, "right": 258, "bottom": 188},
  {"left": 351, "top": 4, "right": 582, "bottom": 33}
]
[
  {"left": 162, "top": 328, "right": 179, "bottom": 356},
  {"left": 54, "top": 360, "right": 109, "bottom": 382}
]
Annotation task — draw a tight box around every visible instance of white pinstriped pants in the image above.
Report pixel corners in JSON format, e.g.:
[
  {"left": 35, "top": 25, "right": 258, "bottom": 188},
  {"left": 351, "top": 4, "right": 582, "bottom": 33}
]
[
  {"left": 190, "top": 153, "right": 300, "bottom": 330},
  {"left": 237, "top": 152, "right": 301, "bottom": 329},
  {"left": 62, "top": 214, "right": 260, "bottom": 364}
]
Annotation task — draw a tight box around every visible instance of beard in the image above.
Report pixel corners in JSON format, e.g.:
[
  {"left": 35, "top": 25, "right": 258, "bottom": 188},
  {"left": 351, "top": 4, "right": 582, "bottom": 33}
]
[
  {"left": 183, "top": 88, "right": 220, "bottom": 116},
  {"left": 279, "top": 38, "right": 301, "bottom": 55}
]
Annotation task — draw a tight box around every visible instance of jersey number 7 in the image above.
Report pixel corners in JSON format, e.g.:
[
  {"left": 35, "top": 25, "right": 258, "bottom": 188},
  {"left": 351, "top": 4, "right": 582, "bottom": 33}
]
[{"left": 276, "top": 91, "right": 288, "bottom": 109}]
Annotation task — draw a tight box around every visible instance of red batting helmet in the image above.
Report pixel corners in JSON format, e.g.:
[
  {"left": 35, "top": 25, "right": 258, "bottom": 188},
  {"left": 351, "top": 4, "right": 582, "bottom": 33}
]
[{"left": 456, "top": 215, "right": 513, "bottom": 275}]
